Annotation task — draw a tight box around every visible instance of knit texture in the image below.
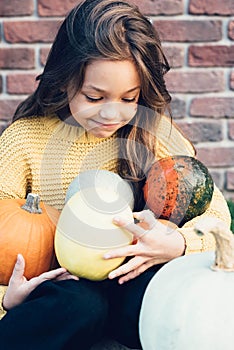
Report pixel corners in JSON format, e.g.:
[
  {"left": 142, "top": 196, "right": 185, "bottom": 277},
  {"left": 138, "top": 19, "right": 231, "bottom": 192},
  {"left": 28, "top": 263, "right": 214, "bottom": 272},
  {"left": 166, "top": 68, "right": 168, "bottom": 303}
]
[
  {"left": 0, "top": 114, "right": 230, "bottom": 250},
  {"left": 0, "top": 114, "right": 231, "bottom": 318}
]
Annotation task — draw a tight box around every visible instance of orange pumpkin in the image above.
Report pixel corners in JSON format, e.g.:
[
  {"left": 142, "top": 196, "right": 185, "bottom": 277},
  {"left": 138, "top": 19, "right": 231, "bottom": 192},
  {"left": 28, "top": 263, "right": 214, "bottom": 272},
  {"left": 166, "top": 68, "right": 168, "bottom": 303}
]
[{"left": 0, "top": 193, "right": 60, "bottom": 285}]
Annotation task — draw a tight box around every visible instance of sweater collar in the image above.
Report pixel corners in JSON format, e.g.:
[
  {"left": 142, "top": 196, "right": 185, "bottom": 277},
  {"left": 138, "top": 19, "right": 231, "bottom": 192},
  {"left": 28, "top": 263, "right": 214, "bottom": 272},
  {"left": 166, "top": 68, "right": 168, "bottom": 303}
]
[{"left": 44, "top": 115, "right": 116, "bottom": 143}]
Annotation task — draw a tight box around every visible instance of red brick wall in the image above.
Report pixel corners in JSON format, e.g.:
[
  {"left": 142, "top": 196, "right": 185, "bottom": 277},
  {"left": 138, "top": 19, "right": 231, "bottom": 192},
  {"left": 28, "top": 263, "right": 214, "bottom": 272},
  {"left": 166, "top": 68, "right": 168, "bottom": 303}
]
[{"left": 0, "top": 0, "right": 234, "bottom": 200}]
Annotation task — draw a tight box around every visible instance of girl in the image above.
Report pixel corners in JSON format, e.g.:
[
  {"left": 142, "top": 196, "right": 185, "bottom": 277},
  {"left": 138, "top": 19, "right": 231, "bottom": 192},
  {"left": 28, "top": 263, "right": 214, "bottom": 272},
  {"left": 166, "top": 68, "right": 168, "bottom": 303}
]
[{"left": 0, "top": 0, "right": 231, "bottom": 349}]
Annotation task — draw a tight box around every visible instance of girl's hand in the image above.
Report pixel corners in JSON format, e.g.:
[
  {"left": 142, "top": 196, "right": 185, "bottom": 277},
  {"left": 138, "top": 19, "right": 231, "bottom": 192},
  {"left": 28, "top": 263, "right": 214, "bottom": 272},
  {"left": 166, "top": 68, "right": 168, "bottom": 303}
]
[
  {"left": 3, "top": 254, "right": 78, "bottom": 310},
  {"left": 104, "top": 210, "right": 185, "bottom": 284}
]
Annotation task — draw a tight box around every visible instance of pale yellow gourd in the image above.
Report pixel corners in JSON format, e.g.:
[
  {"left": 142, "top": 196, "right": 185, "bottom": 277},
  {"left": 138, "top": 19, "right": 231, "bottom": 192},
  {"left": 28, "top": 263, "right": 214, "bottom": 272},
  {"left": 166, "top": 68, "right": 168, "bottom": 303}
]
[{"left": 55, "top": 187, "right": 133, "bottom": 280}]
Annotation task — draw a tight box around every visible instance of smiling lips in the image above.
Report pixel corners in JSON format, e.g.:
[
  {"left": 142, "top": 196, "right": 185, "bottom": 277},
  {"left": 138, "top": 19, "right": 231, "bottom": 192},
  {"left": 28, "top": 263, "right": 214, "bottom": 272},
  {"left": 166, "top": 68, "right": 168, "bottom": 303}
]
[{"left": 92, "top": 120, "right": 121, "bottom": 129}]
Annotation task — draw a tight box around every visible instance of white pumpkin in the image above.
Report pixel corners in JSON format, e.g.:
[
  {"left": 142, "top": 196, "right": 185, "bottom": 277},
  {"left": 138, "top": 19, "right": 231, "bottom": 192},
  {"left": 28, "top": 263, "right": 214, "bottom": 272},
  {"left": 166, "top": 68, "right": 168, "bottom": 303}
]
[
  {"left": 139, "top": 218, "right": 234, "bottom": 350},
  {"left": 55, "top": 186, "right": 133, "bottom": 281},
  {"left": 65, "top": 169, "right": 134, "bottom": 210}
]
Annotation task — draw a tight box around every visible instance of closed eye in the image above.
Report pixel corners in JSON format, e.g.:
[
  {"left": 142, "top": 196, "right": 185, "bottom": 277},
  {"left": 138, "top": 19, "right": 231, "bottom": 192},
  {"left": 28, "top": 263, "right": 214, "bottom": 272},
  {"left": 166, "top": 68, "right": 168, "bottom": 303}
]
[
  {"left": 84, "top": 95, "right": 137, "bottom": 103},
  {"left": 122, "top": 97, "right": 137, "bottom": 103},
  {"left": 85, "top": 95, "right": 103, "bottom": 103}
]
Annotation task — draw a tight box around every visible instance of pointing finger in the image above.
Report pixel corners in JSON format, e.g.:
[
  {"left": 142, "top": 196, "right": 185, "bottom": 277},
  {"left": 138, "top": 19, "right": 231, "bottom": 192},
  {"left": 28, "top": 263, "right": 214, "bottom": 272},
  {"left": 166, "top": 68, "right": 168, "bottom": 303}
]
[
  {"left": 27, "top": 267, "right": 69, "bottom": 290},
  {"left": 113, "top": 216, "right": 146, "bottom": 239},
  {"left": 133, "top": 210, "right": 156, "bottom": 229}
]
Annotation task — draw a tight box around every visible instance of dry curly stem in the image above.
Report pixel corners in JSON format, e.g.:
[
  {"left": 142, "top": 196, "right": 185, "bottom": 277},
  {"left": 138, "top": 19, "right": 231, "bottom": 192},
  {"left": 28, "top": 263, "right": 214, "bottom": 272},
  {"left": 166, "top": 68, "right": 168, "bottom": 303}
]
[{"left": 195, "top": 218, "right": 234, "bottom": 271}]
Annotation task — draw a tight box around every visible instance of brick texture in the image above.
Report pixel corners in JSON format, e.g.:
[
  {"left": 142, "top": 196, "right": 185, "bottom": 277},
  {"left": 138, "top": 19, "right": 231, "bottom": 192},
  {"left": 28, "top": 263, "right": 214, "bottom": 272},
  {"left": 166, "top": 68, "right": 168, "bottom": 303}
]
[
  {"left": 177, "top": 121, "right": 223, "bottom": 143},
  {"left": 130, "top": 0, "right": 183, "bottom": 15},
  {"left": 189, "top": 45, "right": 234, "bottom": 67},
  {"left": 40, "top": 47, "right": 50, "bottom": 67},
  {"left": 230, "top": 71, "right": 234, "bottom": 89},
  {"left": 190, "top": 98, "right": 234, "bottom": 118},
  {"left": 0, "top": 0, "right": 33, "bottom": 16},
  {"left": 7, "top": 74, "right": 38, "bottom": 94},
  {"left": 0, "top": 0, "right": 234, "bottom": 200},
  {"left": 154, "top": 20, "right": 222, "bottom": 42},
  {"left": 163, "top": 46, "right": 184, "bottom": 68},
  {"left": 0, "top": 48, "right": 35, "bottom": 69},
  {"left": 4, "top": 21, "right": 61, "bottom": 43},
  {"left": 227, "top": 171, "right": 234, "bottom": 190},
  {"left": 38, "top": 0, "right": 82, "bottom": 17},
  {"left": 170, "top": 98, "right": 186, "bottom": 118},
  {"left": 165, "top": 71, "right": 224, "bottom": 93},
  {"left": 229, "top": 21, "right": 234, "bottom": 40},
  {"left": 189, "top": 0, "right": 234, "bottom": 16},
  {"left": 197, "top": 147, "right": 234, "bottom": 168},
  {"left": 0, "top": 100, "right": 23, "bottom": 121},
  {"left": 229, "top": 121, "right": 234, "bottom": 140},
  {"left": 0, "top": 122, "right": 9, "bottom": 135}
]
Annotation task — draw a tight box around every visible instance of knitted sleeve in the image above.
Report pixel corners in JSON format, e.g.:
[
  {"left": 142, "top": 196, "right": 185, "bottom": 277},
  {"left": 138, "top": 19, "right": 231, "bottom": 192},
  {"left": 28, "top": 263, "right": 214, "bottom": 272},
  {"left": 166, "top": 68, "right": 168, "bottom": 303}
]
[{"left": 0, "top": 121, "right": 30, "bottom": 200}]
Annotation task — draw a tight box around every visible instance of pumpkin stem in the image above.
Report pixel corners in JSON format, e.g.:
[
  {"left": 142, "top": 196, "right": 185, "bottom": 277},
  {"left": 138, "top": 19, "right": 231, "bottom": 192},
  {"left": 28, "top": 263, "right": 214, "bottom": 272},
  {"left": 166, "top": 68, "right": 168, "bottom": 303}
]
[
  {"left": 195, "top": 218, "right": 234, "bottom": 272},
  {"left": 21, "top": 193, "right": 42, "bottom": 214}
]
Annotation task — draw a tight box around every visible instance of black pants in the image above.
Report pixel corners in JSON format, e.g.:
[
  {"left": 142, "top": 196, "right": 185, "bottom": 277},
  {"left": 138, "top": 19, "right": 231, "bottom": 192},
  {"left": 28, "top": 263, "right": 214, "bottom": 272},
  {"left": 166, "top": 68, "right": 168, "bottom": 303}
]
[{"left": 0, "top": 267, "right": 162, "bottom": 350}]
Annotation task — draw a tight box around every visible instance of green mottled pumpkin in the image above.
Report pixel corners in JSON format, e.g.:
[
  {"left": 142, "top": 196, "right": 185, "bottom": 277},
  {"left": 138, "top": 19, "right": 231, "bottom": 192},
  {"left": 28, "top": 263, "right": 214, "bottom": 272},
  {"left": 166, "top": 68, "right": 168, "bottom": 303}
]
[{"left": 143, "top": 156, "right": 214, "bottom": 226}]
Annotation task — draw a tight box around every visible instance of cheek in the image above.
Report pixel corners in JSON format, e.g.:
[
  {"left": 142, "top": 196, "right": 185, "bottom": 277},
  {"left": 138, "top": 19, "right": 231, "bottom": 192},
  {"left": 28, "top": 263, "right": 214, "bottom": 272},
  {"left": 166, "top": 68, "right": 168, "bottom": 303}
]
[
  {"left": 69, "top": 100, "right": 100, "bottom": 119},
  {"left": 122, "top": 103, "right": 138, "bottom": 121}
]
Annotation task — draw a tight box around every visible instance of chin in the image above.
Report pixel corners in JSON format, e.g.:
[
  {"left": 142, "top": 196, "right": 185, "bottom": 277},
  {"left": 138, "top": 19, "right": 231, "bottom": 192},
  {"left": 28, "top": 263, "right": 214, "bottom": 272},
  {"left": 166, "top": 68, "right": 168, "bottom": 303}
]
[
  {"left": 94, "top": 131, "right": 116, "bottom": 138},
  {"left": 89, "top": 128, "right": 117, "bottom": 138}
]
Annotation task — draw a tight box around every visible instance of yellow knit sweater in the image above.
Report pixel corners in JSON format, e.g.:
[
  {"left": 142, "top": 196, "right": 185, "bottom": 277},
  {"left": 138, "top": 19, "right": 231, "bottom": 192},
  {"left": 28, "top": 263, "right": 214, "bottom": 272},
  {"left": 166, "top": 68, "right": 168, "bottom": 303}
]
[{"left": 0, "top": 114, "right": 231, "bottom": 318}]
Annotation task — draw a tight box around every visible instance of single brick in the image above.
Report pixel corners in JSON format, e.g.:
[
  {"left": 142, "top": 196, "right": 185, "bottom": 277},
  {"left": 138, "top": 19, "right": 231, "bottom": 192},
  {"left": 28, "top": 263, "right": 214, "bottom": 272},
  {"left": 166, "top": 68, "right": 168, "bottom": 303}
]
[
  {"left": 0, "top": 0, "right": 33, "bottom": 16},
  {"left": 38, "top": 0, "right": 82, "bottom": 16},
  {"left": 189, "top": 0, "right": 234, "bottom": 15},
  {"left": 196, "top": 147, "right": 234, "bottom": 167},
  {"left": 7, "top": 74, "right": 39, "bottom": 94},
  {"left": 4, "top": 20, "right": 61, "bottom": 43},
  {"left": 228, "top": 121, "right": 234, "bottom": 140},
  {"left": 170, "top": 97, "right": 186, "bottom": 118},
  {"left": 0, "top": 48, "right": 35, "bottom": 69},
  {"left": 40, "top": 47, "right": 51, "bottom": 67},
  {"left": 177, "top": 121, "right": 223, "bottom": 143},
  {"left": 227, "top": 171, "right": 234, "bottom": 190},
  {"left": 189, "top": 45, "right": 234, "bottom": 67},
  {"left": 230, "top": 71, "right": 234, "bottom": 90},
  {"left": 190, "top": 97, "right": 234, "bottom": 118},
  {"left": 163, "top": 46, "right": 184, "bottom": 68},
  {"left": 129, "top": 0, "right": 183, "bottom": 15},
  {"left": 0, "top": 100, "right": 23, "bottom": 121},
  {"left": 154, "top": 20, "right": 222, "bottom": 42},
  {"left": 209, "top": 171, "right": 223, "bottom": 189},
  {"left": 165, "top": 71, "right": 224, "bottom": 93},
  {"left": 229, "top": 21, "right": 234, "bottom": 40}
]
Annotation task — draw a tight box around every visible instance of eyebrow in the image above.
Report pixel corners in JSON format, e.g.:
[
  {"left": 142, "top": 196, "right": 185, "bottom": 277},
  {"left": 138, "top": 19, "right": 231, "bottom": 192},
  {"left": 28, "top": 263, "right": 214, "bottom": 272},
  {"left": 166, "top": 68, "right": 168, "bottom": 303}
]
[{"left": 82, "top": 85, "right": 140, "bottom": 93}]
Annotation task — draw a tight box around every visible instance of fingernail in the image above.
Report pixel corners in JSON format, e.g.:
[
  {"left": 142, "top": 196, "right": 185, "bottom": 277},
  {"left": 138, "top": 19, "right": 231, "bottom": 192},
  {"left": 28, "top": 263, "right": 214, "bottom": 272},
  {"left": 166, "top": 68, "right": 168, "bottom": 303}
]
[
  {"left": 113, "top": 216, "right": 120, "bottom": 223},
  {"left": 103, "top": 253, "right": 111, "bottom": 259},
  {"left": 109, "top": 272, "right": 116, "bottom": 279}
]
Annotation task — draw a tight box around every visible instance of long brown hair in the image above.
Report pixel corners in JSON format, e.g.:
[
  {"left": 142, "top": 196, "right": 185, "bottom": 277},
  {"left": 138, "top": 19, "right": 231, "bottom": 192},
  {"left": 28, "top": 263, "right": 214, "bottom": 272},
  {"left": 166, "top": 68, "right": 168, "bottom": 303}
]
[{"left": 13, "top": 0, "right": 172, "bottom": 209}]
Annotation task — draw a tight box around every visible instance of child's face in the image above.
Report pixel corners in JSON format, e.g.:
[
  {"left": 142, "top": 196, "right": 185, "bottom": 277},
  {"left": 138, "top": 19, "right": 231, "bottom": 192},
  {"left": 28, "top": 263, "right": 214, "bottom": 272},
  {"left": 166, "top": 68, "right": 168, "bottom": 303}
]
[{"left": 68, "top": 59, "right": 140, "bottom": 138}]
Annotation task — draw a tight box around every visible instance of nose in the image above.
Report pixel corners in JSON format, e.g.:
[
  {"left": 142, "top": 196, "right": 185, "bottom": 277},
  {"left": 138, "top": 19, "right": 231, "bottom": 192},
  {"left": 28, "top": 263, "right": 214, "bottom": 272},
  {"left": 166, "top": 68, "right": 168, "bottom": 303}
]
[{"left": 99, "top": 103, "right": 120, "bottom": 121}]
